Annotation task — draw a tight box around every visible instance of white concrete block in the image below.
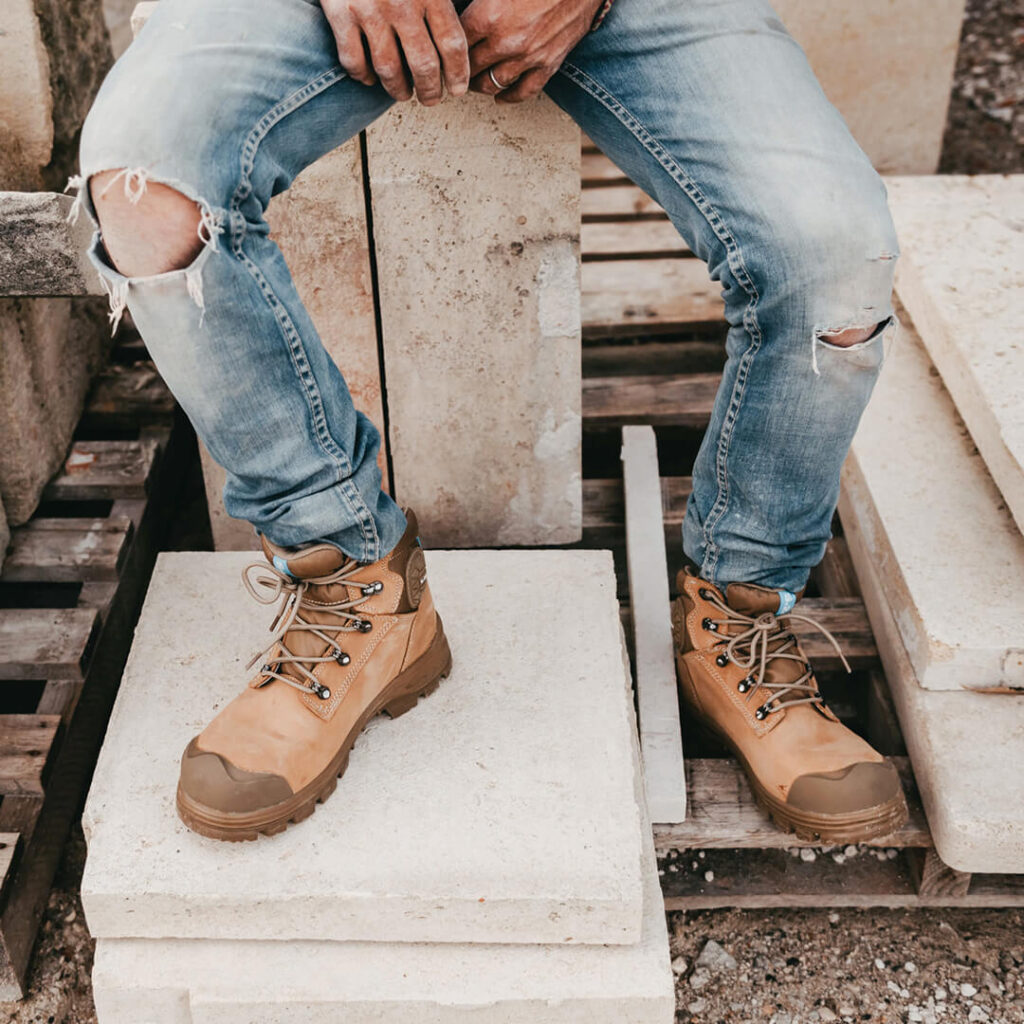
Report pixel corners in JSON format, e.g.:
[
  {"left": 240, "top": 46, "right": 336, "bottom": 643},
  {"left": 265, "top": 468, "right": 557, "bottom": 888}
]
[
  {"left": 83, "top": 549, "right": 645, "bottom": 945},
  {"left": 366, "top": 96, "right": 582, "bottom": 548},
  {"left": 774, "top": 0, "right": 965, "bottom": 173},
  {"left": 887, "top": 175, "right": 1024, "bottom": 533},
  {"left": 840, "top": 480, "right": 1024, "bottom": 874},
  {"left": 621, "top": 427, "right": 686, "bottom": 824},
  {"left": 841, "top": 315, "right": 1024, "bottom": 692},
  {"left": 90, "top": 694, "right": 673, "bottom": 1024},
  {"left": 0, "top": 0, "right": 53, "bottom": 182}
]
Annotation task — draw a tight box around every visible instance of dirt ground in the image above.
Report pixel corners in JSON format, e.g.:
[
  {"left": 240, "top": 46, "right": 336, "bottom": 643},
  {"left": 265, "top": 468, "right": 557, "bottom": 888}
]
[{"left": 2, "top": 0, "right": 1022, "bottom": 1020}]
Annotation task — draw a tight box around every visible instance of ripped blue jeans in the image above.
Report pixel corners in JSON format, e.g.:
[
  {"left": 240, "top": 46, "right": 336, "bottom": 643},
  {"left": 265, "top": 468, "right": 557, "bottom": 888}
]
[{"left": 71, "top": 0, "right": 899, "bottom": 593}]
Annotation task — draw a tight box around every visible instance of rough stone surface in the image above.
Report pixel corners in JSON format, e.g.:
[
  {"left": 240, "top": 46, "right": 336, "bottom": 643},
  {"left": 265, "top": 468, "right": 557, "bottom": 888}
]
[
  {"left": 841, "top": 470, "right": 1024, "bottom": 873},
  {"left": 82, "top": 549, "right": 646, "bottom": 945},
  {"left": 89, "top": 732, "right": 672, "bottom": 1024},
  {"left": 366, "top": 96, "right": 582, "bottom": 547},
  {"left": 887, "top": 175, "right": 1024, "bottom": 533},
  {"left": 841, "top": 315, "right": 1024, "bottom": 692},
  {"left": 0, "top": 191, "right": 102, "bottom": 297},
  {"left": 0, "top": 497, "right": 9, "bottom": 575},
  {"left": 774, "top": 0, "right": 965, "bottom": 173},
  {"left": 0, "top": 297, "right": 109, "bottom": 525}
]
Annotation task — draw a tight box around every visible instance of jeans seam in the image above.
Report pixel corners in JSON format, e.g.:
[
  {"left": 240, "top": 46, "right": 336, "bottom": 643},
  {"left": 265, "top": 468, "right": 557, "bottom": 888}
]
[
  {"left": 227, "top": 67, "right": 380, "bottom": 560},
  {"left": 558, "top": 60, "right": 766, "bottom": 581}
]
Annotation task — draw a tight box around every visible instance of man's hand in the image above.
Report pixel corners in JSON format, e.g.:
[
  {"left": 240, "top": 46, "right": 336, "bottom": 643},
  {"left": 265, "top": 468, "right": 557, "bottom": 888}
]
[
  {"left": 323, "top": 0, "right": 470, "bottom": 105},
  {"left": 461, "top": 0, "right": 603, "bottom": 103}
]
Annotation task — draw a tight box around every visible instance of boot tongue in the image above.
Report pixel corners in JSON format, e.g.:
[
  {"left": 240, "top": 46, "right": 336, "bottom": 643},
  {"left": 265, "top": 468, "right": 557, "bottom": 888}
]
[{"left": 725, "top": 582, "right": 798, "bottom": 617}]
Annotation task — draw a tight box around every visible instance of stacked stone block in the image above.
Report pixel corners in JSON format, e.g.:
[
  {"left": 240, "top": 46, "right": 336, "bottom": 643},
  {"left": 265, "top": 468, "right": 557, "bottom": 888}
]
[{"left": 81, "top": 549, "right": 674, "bottom": 1020}]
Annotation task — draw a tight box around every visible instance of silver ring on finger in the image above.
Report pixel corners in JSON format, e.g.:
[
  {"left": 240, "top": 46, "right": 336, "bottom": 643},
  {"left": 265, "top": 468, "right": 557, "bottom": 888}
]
[{"left": 488, "top": 67, "right": 506, "bottom": 91}]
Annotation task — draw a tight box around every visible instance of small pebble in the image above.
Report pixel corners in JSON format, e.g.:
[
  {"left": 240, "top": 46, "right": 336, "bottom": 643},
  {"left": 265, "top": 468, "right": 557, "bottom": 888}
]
[
  {"left": 961, "top": 983, "right": 978, "bottom": 998},
  {"left": 875, "top": 958, "right": 887, "bottom": 970},
  {"left": 934, "top": 987, "right": 947, "bottom": 1002},
  {"left": 828, "top": 912, "right": 840, "bottom": 925},
  {"left": 704, "top": 870, "right": 715, "bottom": 882},
  {"left": 905, "top": 961, "right": 918, "bottom": 973},
  {"left": 671, "top": 956, "right": 688, "bottom": 976},
  {"left": 800, "top": 848, "right": 817, "bottom": 863},
  {"left": 817, "top": 1007, "right": 837, "bottom": 1022}
]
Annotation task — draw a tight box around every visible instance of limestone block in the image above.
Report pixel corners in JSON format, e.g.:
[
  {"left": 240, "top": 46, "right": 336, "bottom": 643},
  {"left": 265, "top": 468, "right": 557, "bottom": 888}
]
[
  {"left": 366, "top": 96, "right": 582, "bottom": 547},
  {"left": 840, "top": 481, "right": 1024, "bottom": 874},
  {"left": 82, "top": 549, "right": 646, "bottom": 945},
  {"left": 841, "top": 314, "right": 1024, "bottom": 692},
  {"left": 774, "top": 0, "right": 965, "bottom": 173},
  {"left": 90, "top": 736, "right": 673, "bottom": 1024},
  {"left": 197, "top": 143, "right": 389, "bottom": 550},
  {"left": 0, "top": 0, "right": 53, "bottom": 185},
  {"left": 0, "top": 191, "right": 103, "bottom": 297},
  {"left": 0, "top": 297, "right": 108, "bottom": 524},
  {"left": 0, "top": 499, "right": 9, "bottom": 574},
  {"left": 887, "top": 175, "right": 1024, "bottom": 533}
]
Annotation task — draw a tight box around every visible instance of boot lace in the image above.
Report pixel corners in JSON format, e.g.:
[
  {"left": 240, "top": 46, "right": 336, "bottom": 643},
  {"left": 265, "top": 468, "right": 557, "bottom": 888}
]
[
  {"left": 241, "top": 559, "right": 384, "bottom": 701},
  {"left": 701, "top": 590, "right": 851, "bottom": 720}
]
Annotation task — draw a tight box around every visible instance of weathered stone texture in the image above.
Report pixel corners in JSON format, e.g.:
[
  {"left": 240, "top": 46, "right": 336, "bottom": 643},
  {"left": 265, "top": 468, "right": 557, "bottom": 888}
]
[
  {"left": 0, "top": 499, "right": 9, "bottom": 574},
  {"left": 0, "top": 192, "right": 101, "bottom": 297},
  {"left": 775, "top": 0, "right": 966, "bottom": 173},
  {"left": 0, "top": 297, "right": 108, "bottom": 524},
  {"left": 887, "top": 174, "right": 1024, "bottom": 533},
  {"left": 366, "top": 95, "right": 582, "bottom": 547}
]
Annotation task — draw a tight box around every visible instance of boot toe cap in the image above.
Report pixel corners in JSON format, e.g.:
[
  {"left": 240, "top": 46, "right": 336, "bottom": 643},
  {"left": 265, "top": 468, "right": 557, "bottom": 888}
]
[
  {"left": 786, "top": 759, "right": 903, "bottom": 816},
  {"left": 178, "top": 737, "right": 293, "bottom": 814}
]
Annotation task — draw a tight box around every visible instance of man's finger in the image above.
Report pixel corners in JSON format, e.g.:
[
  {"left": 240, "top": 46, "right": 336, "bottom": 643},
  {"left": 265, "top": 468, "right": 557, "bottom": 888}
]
[
  {"left": 495, "top": 66, "right": 551, "bottom": 104},
  {"left": 471, "top": 58, "right": 529, "bottom": 96},
  {"left": 458, "top": 0, "right": 491, "bottom": 47},
  {"left": 363, "top": 22, "right": 413, "bottom": 100},
  {"left": 332, "top": 19, "right": 377, "bottom": 86},
  {"left": 396, "top": 19, "right": 444, "bottom": 105},
  {"left": 425, "top": 0, "right": 469, "bottom": 97}
]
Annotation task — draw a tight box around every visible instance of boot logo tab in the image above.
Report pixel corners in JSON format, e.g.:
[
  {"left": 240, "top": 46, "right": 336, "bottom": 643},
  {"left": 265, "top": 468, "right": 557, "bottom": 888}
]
[{"left": 405, "top": 546, "right": 427, "bottom": 609}]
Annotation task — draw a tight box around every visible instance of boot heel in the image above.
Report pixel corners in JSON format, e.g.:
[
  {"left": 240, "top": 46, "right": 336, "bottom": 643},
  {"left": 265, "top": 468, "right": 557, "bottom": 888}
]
[
  {"left": 383, "top": 677, "right": 442, "bottom": 718},
  {"left": 380, "top": 622, "right": 453, "bottom": 719}
]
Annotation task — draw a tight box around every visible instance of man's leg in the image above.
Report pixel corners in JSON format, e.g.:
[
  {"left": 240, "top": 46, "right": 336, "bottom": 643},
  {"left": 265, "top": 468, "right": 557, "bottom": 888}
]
[
  {"left": 545, "top": 0, "right": 907, "bottom": 843},
  {"left": 74, "top": 0, "right": 406, "bottom": 561},
  {"left": 75, "top": 0, "right": 451, "bottom": 839},
  {"left": 545, "top": 0, "right": 899, "bottom": 595}
]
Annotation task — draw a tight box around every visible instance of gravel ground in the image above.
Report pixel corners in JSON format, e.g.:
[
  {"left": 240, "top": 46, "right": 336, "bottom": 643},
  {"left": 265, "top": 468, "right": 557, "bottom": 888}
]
[{"left": 1, "top": 0, "right": 1021, "bottom": 1020}]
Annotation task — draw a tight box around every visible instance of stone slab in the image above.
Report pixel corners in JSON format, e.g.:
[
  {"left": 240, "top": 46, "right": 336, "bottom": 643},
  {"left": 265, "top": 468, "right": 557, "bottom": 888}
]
[
  {"left": 774, "top": 0, "right": 965, "bottom": 173},
  {"left": 0, "top": 192, "right": 102, "bottom": 297},
  {"left": 90, "top": 719, "right": 673, "bottom": 1024},
  {"left": 841, "top": 313, "right": 1024, "bottom": 692},
  {"left": 621, "top": 427, "right": 686, "bottom": 824},
  {"left": 887, "top": 174, "right": 1024, "bottom": 533},
  {"left": 82, "top": 549, "right": 645, "bottom": 945},
  {"left": 366, "top": 96, "right": 582, "bottom": 547},
  {"left": 840, "top": 480, "right": 1024, "bottom": 874}
]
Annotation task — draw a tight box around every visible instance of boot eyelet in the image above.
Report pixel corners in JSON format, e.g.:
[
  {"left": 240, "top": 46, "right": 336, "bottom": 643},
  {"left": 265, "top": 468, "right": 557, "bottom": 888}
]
[
  {"left": 701, "top": 617, "right": 718, "bottom": 633},
  {"left": 312, "top": 682, "right": 331, "bottom": 700},
  {"left": 755, "top": 702, "right": 773, "bottom": 720},
  {"left": 737, "top": 676, "right": 753, "bottom": 693},
  {"left": 715, "top": 653, "right": 729, "bottom": 667},
  {"left": 361, "top": 581, "right": 384, "bottom": 596},
  {"left": 698, "top": 588, "right": 712, "bottom": 600},
  {"left": 332, "top": 648, "right": 351, "bottom": 666},
  {"left": 356, "top": 619, "right": 373, "bottom": 633}
]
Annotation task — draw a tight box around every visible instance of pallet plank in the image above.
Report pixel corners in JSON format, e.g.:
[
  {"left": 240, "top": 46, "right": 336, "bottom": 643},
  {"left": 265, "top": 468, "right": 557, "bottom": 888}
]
[
  {"left": 581, "top": 151, "right": 630, "bottom": 186},
  {"left": 582, "top": 259, "right": 722, "bottom": 338},
  {"left": 42, "top": 439, "right": 159, "bottom": 502},
  {"left": 1, "top": 517, "right": 133, "bottom": 583},
  {"left": 0, "top": 716, "right": 61, "bottom": 797},
  {"left": 582, "top": 220, "right": 689, "bottom": 260},
  {"left": 583, "top": 372, "right": 720, "bottom": 429},
  {"left": 0, "top": 835, "right": 19, "bottom": 906},
  {"left": 622, "top": 427, "right": 687, "bottom": 823},
  {"left": 789, "top": 598, "right": 878, "bottom": 669},
  {"left": 81, "top": 362, "right": 176, "bottom": 432},
  {"left": 0, "top": 609, "right": 99, "bottom": 681},
  {"left": 583, "top": 476, "right": 692, "bottom": 531},
  {"left": 582, "top": 185, "right": 667, "bottom": 220},
  {"left": 654, "top": 756, "right": 930, "bottom": 852}
]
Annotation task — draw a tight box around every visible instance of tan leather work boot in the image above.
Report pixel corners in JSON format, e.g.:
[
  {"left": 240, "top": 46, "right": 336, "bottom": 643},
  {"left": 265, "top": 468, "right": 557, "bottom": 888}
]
[
  {"left": 672, "top": 569, "right": 908, "bottom": 844},
  {"left": 177, "top": 509, "right": 451, "bottom": 841}
]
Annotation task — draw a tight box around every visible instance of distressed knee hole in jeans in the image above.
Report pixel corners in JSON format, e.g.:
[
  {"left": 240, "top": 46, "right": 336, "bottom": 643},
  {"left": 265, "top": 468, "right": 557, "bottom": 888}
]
[
  {"left": 811, "top": 310, "right": 899, "bottom": 375},
  {"left": 64, "top": 166, "right": 225, "bottom": 334}
]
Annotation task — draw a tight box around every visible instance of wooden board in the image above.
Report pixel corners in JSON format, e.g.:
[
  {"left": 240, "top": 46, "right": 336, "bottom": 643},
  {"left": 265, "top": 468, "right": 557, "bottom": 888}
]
[
  {"left": 582, "top": 220, "right": 689, "bottom": 259},
  {"left": 582, "top": 185, "right": 667, "bottom": 221},
  {"left": 0, "top": 716, "right": 61, "bottom": 797},
  {"left": 1, "top": 517, "right": 133, "bottom": 583},
  {"left": 583, "top": 372, "right": 721, "bottom": 428},
  {"left": 581, "top": 151, "right": 630, "bottom": 186},
  {"left": 583, "top": 476, "right": 692, "bottom": 531},
  {"left": 0, "top": 609, "right": 99, "bottom": 681},
  {"left": 42, "top": 439, "right": 160, "bottom": 502},
  {"left": 621, "top": 427, "right": 687, "bottom": 823},
  {"left": 582, "top": 259, "right": 723, "bottom": 338},
  {"left": 80, "top": 362, "right": 176, "bottom": 432}
]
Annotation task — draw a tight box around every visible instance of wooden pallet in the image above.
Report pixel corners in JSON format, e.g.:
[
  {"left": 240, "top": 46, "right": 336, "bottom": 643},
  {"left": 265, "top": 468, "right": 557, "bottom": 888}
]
[
  {"left": 0, "top": 345, "right": 187, "bottom": 998},
  {"left": 575, "top": 143, "right": 1024, "bottom": 908}
]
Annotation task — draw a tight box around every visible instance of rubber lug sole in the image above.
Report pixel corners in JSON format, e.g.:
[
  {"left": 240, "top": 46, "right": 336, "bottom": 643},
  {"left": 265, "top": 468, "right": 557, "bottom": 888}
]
[{"left": 176, "top": 620, "right": 452, "bottom": 842}]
